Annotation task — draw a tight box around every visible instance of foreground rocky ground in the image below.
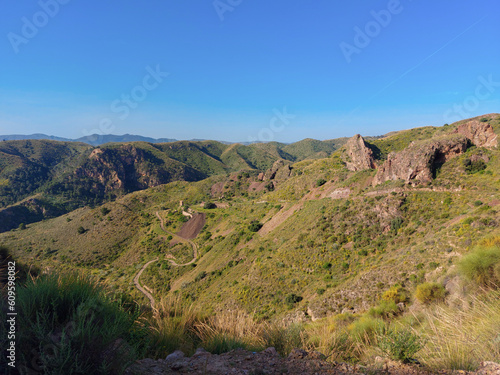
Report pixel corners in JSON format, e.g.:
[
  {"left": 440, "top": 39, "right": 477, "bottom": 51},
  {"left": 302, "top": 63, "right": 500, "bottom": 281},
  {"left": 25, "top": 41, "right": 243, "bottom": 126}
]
[{"left": 125, "top": 348, "right": 500, "bottom": 375}]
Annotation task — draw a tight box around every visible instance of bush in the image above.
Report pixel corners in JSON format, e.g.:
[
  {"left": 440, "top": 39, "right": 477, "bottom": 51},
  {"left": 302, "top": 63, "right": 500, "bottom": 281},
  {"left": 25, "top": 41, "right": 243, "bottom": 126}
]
[
  {"left": 2, "top": 273, "right": 146, "bottom": 374},
  {"left": 368, "top": 300, "right": 399, "bottom": 319},
  {"left": 458, "top": 245, "right": 500, "bottom": 288},
  {"left": 377, "top": 327, "right": 425, "bottom": 363},
  {"left": 18, "top": 223, "right": 26, "bottom": 230},
  {"left": 414, "top": 282, "right": 446, "bottom": 304},
  {"left": 316, "top": 179, "right": 327, "bottom": 187},
  {"left": 77, "top": 226, "right": 86, "bottom": 234},
  {"left": 390, "top": 217, "right": 403, "bottom": 233},
  {"left": 248, "top": 220, "right": 263, "bottom": 232},
  {"left": 463, "top": 158, "right": 486, "bottom": 174},
  {"left": 382, "top": 286, "right": 407, "bottom": 303},
  {"left": 101, "top": 207, "right": 111, "bottom": 215},
  {"left": 205, "top": 202, "right": 217, "bottom": 209},
  {"left": 285, "top": 293, "right": 303, "bottom": 308}
]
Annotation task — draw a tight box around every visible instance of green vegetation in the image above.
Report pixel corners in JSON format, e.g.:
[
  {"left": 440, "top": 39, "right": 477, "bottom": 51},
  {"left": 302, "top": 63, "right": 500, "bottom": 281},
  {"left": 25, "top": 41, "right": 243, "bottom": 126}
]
[
  {"left": 377, "top": 326, "right": 425, "bottom": 363},
  {"left": 459, "top": 241, "right": 500, "bottom": 288},
  {"left": 248, "top": 220, "right": 263, "bottom": 232},
  {"left": 0, "top": 272, "right": 147, "bottom": 375},
  {"left": 414, "top": 282, "right": 446, "bottom": 304}
]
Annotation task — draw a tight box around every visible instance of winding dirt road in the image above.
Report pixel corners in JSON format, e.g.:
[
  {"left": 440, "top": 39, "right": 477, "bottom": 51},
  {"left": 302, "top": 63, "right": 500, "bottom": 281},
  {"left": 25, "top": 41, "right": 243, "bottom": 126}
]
[
  {"left": 133, "top": 257, "right": 158, "bottom": 311},
  {"left": 133, "top": 211, "right": 201, "bottom": 309},
  {"left": 155, "top": 211, "right": 199, "bottom": 266}
]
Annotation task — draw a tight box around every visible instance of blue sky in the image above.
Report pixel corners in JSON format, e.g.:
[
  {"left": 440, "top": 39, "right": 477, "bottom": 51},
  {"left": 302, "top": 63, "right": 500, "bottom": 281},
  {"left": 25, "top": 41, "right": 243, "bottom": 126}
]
[{"left": 0, "top": 1, "right": 499, "bottom": 143}]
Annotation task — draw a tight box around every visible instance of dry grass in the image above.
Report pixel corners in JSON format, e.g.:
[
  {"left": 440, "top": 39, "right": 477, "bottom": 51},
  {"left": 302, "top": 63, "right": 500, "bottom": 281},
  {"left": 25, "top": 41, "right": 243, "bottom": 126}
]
[
  {"left": 146, "top": 297, "right": 306, "bottom": 358},
  {"left": 417, "top": 290, "right": 500, "bottom": 371}
]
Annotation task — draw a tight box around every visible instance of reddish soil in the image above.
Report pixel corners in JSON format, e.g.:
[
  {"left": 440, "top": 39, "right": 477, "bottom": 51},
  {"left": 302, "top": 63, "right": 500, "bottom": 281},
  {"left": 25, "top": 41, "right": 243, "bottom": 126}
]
[
  {"left": 177, "top": 212, "right": 206, "bottom": 240},
  {"left": 248, "top": 181, "right": 266, "bottom": 193},
  {"left": 211, "top": 182, "right": 225, "bottom": 197}
]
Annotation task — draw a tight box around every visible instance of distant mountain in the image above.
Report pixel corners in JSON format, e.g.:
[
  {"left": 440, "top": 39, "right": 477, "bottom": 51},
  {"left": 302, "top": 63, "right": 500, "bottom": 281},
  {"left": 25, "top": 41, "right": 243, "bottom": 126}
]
[
  {"left": 0, "top": 133, "right": 177, "bottom": 146},
  {"left": 74, "top": 134, "right": 178, "bottom": 146},
  {"left": 0, "top": 133, "right": 72, "bottom": 142}
]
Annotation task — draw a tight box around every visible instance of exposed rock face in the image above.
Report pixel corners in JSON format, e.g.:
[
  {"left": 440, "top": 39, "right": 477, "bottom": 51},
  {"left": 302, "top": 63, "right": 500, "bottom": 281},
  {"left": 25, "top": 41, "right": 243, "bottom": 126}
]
[
  {"left": 454, "top": 120, "right": 498, "bottom": 148},
  {"left": 74, "top": 145, "right": 201, "bottom": 194},
  {"left": 342, "top": 134, "right": 376, "bottom": 171},
  {"left": 372, "top": 135, "right": 469, "bottom": 186},
  {"left": 264, "top": 159, "right": 292, "bottom": 181}
]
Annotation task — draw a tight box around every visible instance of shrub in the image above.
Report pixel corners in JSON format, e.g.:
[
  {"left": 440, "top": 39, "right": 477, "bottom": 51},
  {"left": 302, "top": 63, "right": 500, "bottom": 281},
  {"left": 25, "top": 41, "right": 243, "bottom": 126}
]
[
  {"left": 377, "top": 327, "right": 425, "bottom": 363},
  {"left": 368, "top": 300, "right": 399, "bottom": 319},
  {"left": 414, "top": 282, "right": 446, "bottom": 304},
  {"left": 480, "top": 117, "right": 488, "bottom": 122},
  {"left": 316, "top": 179, "right": 327, "bottom": 187},
  {"left": 390, "top": 217, "right": 403, "bottom": 233},
  {"left": 101, "top": 207, "right": 111, "bottom": 215},
  {"left": 248, "top": 220, "right": 263, "bottom": 232},
  {"left": 77, "top": 226, "right": 86, "bottom": 234},
  {"left": 458, "top": 245, "right": 500, "bottom": 288},
  {"left": 463, "top": 158, "right": 486, "bottom": 174},
  {"left": 285, "top": 294, "right": 303, "bottom": 308},
  {"left": 382, "top": 286, "right": 407, "bottom": 304},
  {"left": 18, "top": 223, "right": 26, "bottom": 230},
  {"left": 205, "top": 202, "right": 217, "bottom": 209}
]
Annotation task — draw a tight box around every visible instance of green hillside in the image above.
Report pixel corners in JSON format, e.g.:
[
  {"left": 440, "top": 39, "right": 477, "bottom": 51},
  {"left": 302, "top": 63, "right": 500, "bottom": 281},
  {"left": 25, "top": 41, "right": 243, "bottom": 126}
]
[{"left": 1, "top": 114, "right": 500, "bottom": 371}]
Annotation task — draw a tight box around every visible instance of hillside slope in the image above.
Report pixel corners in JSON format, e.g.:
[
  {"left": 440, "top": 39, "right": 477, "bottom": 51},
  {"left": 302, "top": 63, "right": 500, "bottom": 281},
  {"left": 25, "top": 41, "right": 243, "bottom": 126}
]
[{"left": 1, "top": 114, "right": 498, "bottom": 321}]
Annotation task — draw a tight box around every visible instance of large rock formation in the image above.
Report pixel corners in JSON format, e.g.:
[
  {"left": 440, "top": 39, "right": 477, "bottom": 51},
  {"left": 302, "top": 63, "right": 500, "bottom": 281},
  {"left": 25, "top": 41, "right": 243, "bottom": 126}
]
[
  {"left": 342, "top": 134, "right": 376, "bottom": 171},
  {"left": 263, "top": 159, "right": 292, "bottom": 181},
  {"left": 454, "top": 120, "right": 498, "bottom": 148},
  {"left": 372, "top": 135, "right": 469, "bottom": 186}
]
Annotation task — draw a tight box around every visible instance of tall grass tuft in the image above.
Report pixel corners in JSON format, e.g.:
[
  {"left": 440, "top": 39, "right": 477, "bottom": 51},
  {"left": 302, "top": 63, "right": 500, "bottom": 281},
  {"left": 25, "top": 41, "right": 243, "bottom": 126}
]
[
  {"left": 0, "top": 272, "right": 147, "bottom": 375},
  {"left": 146, "top": 295, "right": 204, "bottom": 357},
  {"left": 417, "top": 290, "right": 500, "bottom": 371},
  {"left": 458, "top": 244, "right": 500, "bottom": 288}
]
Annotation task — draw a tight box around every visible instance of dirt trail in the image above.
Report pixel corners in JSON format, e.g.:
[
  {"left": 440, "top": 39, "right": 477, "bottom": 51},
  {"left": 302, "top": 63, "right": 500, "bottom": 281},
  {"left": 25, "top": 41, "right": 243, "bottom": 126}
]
[
  {"left": 155, "top": 211, "right": 199, "bottom": 266},
  {"left": 133, "top": 258, "right": 158, "bottom": 311}
]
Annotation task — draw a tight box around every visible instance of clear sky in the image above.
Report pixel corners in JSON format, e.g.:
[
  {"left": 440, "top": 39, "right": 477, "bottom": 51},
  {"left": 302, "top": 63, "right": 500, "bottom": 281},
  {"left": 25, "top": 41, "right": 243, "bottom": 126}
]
[{"left": 1, "top": 1, "right": 499, "bottom": 143}]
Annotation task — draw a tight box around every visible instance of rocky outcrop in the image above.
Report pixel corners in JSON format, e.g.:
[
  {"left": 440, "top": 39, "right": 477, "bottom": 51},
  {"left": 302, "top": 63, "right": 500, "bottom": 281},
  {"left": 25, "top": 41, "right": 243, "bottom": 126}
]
[
  {"left": 264, "top": 160, "right": 292, "bottom": 181},
  {"left": 454, "top": 120, "right": 498, "bottom": 148},
  {"left": 372, "top": 135, "right": 469, "bottom": 186},
  {"left": 342, "top": 134, "right": 376, "bottom": 172},
  {"left": 342, "top": 134, "right": 376, "bottom": 171},
  {"left": 74, "top": 145, "right": 202, "bottom": 195}
]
